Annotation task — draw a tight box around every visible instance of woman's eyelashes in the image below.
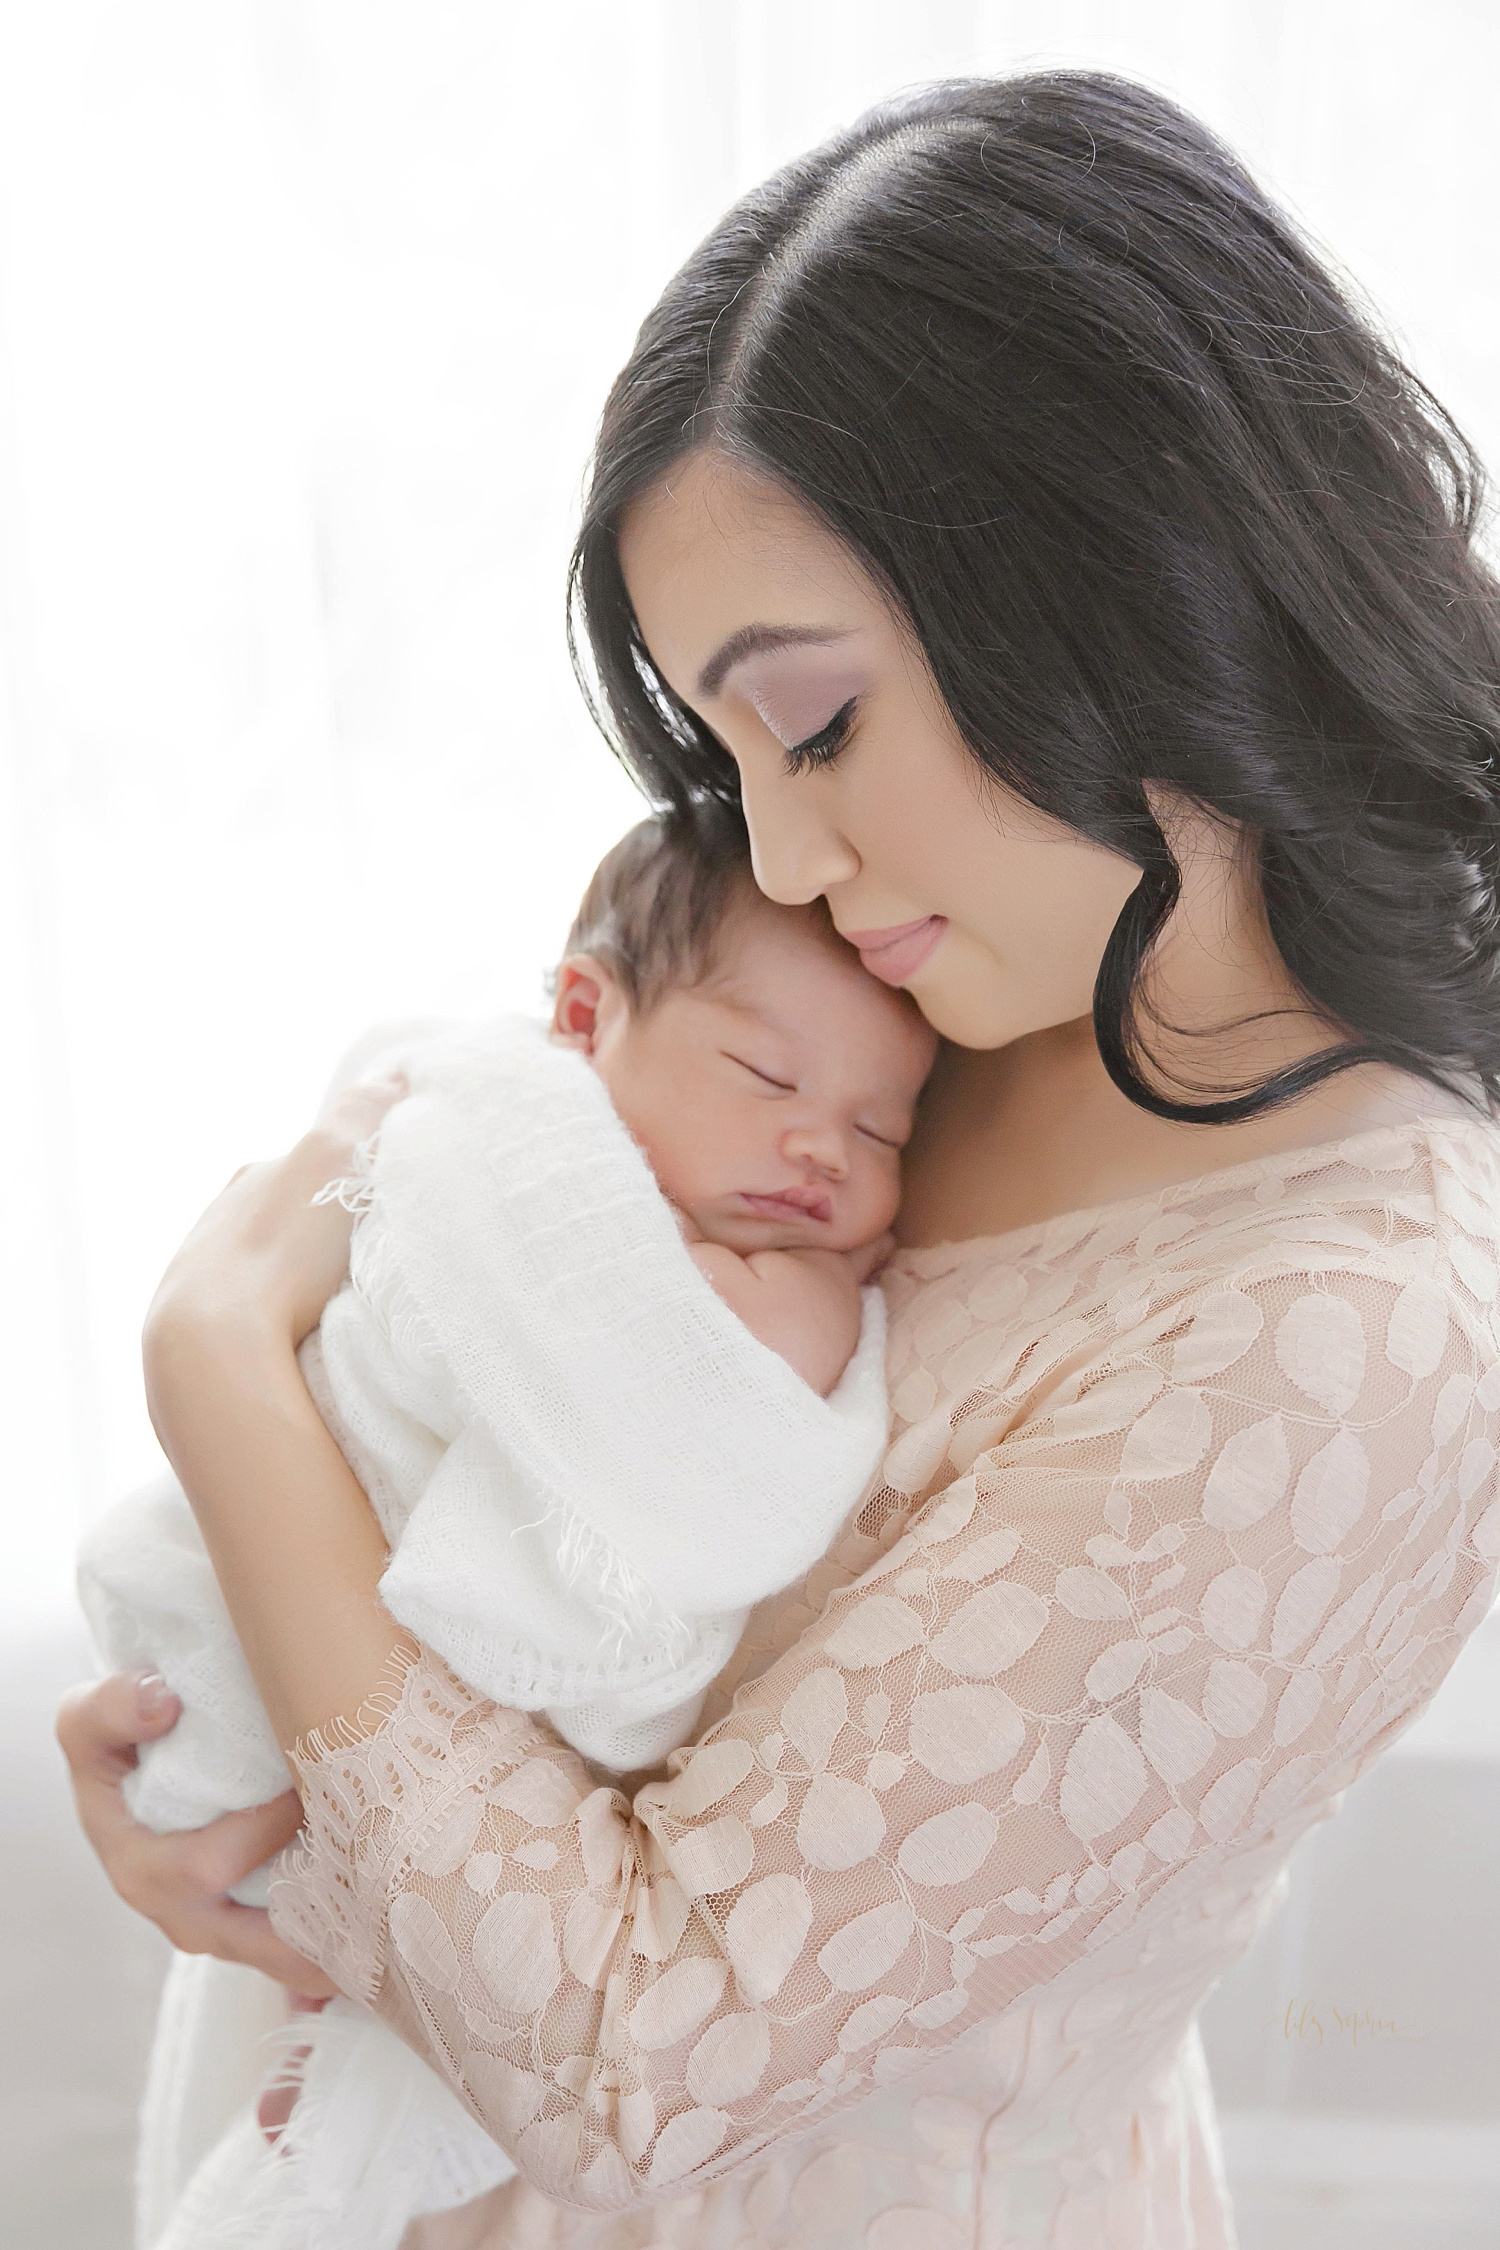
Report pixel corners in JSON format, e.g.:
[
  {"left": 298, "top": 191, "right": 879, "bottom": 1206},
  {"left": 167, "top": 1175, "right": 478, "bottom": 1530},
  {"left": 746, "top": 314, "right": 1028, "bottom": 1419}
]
[{"left": 783, "top": 695, "right": 858, "bottom": 775}]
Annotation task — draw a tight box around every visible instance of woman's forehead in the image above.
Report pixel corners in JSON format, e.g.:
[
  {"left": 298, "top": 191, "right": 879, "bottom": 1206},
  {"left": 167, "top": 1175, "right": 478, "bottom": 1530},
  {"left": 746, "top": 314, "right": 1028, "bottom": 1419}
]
[
  {"left": 620, "top": 449, "right": 816, "bottom": 564},
  {"left": 618, "top": 451, "right": 889, "bottom": 695}
]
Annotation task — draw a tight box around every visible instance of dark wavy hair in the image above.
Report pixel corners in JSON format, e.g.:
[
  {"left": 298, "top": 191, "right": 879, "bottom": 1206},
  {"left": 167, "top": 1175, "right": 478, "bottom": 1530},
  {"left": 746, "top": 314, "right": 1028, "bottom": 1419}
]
[{"left": 567, "top": 70, "right": 1500, "bottom": 1122}]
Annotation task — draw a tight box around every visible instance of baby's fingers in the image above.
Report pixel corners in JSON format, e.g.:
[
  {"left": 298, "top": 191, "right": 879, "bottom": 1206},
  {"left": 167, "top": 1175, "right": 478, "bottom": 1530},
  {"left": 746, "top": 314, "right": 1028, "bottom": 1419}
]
[{"left": 846, "top": 1231, "right": 897, "bottom": 1285}]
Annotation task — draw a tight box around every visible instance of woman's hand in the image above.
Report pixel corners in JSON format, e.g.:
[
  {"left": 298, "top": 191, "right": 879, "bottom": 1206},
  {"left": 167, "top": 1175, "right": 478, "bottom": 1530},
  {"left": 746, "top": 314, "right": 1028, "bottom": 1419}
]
[
  {"left": 55, "top": 1668, "right": 337, "bottom": 1996},
  {"left": 145, "top": 1074, "right": 408, "bottom": 1373}
]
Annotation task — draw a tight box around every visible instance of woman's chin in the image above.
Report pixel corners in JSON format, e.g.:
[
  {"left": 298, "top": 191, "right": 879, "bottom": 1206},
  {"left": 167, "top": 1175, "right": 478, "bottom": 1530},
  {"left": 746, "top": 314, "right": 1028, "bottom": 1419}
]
[{"left": 901, "top": 965, "right": 1031, "bottom": 1051}]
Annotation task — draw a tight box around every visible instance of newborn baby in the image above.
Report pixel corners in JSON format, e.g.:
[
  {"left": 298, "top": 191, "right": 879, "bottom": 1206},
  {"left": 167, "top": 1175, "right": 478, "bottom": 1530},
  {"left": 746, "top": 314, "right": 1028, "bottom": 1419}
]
[
  {"left": 291, "top": 806, "right": 938, "bottom": 1774},
  {"left": 80, "top": 806, "right": 935, "bottom": 2250},
  {"left": 550, "top": 810, "right": 933, "bottom": 1398}
]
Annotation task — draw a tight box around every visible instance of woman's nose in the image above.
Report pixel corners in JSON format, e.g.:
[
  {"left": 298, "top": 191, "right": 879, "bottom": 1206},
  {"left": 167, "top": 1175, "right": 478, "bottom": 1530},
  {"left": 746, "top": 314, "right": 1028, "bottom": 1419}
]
[
  {"left": 782, "top": 1122, "right": 850, "bottom": 1177},
  {"left": 740, "top": 769, "right": 859, "bottom": 906}
]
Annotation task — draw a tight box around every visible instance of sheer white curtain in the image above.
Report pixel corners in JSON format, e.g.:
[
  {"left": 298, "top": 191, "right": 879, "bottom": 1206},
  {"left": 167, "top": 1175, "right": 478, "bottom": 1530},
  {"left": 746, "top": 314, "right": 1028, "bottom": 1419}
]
[{"left": 3, "top": 9, "right": 1498, "bottom": 2246}]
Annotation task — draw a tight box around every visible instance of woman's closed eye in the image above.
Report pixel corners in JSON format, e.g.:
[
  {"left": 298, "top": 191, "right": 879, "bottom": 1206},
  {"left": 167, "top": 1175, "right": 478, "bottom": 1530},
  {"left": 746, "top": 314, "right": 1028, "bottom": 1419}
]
[{"left": 784, "top": 695, "right": 858, "bottom": 776}]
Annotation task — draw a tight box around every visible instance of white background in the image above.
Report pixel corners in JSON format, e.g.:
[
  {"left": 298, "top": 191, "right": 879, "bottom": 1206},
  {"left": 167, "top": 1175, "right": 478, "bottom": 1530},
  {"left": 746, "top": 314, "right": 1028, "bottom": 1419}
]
[{"left": 3, "top": 0, "right": 1499, "bottom": 1625}]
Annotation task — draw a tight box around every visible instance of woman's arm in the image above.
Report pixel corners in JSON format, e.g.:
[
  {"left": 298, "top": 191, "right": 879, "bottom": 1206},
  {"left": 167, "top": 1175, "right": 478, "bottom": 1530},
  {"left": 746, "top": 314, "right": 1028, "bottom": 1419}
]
[
  {"left": 145, "top": 1307, "right": 403, "bottom": 1754},
  {"left": 128, "top": 1099, "right": 1499, "bottom": 2211},
  {"left": 142, "top": 1075, "right": 411, "bottom": 1753},
  {"left": 262, "top": 1251, "right": 1499, "bottom": 2210},
  {"left": 55, "top": 1071, "right": 412, "bottom": 1992}
]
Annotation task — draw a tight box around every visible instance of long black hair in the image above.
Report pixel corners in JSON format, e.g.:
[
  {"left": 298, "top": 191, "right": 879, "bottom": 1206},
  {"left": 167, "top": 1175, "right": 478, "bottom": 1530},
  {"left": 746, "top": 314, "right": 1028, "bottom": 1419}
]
[{"left": 567, "top": 71, "right": 1500, "bottom": 1123}]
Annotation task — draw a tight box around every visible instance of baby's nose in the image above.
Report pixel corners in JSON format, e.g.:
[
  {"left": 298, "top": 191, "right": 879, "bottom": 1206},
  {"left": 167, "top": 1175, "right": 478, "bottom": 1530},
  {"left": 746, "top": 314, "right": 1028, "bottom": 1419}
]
[{"left": 782, "top": 1121, "right": 850, "bottom": 1177}]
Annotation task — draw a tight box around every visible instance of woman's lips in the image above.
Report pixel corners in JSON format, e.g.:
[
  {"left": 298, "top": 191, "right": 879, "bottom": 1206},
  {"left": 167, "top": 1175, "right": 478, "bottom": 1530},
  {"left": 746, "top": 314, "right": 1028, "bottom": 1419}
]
[
  {"left": 740, "top": 1188, "right": 833, "bottom": 1224},
  {"left": 842, "top": 914, "right": 949, "bottom": 985}
]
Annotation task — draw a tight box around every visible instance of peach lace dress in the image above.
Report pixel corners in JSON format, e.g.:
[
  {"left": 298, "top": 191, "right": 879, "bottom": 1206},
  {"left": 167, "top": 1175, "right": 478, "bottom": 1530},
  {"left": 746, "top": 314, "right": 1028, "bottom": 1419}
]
[{"left": 268, "top": 1119, "right": 1500, "bottom": 2249}]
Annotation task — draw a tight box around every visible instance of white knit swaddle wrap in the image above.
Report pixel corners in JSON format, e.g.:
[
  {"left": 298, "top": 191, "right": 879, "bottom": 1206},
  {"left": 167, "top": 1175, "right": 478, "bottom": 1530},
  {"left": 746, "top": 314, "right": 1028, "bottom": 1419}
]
[{"left": 78, "top": 1015, "right": 890, "bottom": 2250}]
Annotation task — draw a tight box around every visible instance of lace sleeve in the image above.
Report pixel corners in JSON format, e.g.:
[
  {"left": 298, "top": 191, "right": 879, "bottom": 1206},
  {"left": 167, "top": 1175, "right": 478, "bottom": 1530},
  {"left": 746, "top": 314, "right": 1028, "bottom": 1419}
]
[{"left": 268, "top": 1257, "right": 1500, "bottom": 2211}]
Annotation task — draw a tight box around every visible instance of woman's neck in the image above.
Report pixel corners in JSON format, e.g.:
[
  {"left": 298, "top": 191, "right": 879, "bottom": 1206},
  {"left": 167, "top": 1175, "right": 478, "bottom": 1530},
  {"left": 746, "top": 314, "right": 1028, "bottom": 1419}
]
[
  {"left": 898, "top": 810, "right": 1475, "bottom": 1250},
  {"left": 896, "top": 1024, "right": 1470, "bottom": 1250}
]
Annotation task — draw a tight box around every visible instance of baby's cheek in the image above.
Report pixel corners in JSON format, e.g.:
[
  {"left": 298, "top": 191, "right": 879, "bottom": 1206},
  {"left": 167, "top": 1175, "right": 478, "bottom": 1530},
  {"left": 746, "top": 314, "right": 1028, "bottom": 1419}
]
[
  {"left": 853, "top": 1158, "right": 902, "bottom": 1242},
  {"left": 614, "top": 1085, "right": 719, "bottom": 1209}
]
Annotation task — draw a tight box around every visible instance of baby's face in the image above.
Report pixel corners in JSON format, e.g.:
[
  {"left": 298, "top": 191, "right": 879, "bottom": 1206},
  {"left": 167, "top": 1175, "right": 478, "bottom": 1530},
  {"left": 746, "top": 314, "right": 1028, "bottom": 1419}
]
[{"left": 553, "top": 892, "right": 938, "bottom": 1254}]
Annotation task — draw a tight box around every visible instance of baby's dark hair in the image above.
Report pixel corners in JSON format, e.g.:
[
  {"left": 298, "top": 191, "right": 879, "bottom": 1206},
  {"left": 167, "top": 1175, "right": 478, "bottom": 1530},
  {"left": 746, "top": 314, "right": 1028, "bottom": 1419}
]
[{"left": 556, "top": 798, "right": 769, "bottom": 1010}]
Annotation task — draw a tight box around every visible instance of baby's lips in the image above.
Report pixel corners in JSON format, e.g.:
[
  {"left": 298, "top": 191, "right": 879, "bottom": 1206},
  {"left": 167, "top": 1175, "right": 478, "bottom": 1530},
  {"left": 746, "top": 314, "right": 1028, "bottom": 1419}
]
[{"left": 740, "top": 1187, "right": 834, "bottom": 1224}]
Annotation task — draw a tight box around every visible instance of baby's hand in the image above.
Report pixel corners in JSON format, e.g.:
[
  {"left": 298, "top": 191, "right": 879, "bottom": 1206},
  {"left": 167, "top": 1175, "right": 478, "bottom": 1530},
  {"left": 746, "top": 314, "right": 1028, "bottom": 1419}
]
[
  {"left": 843, "top": 1231, "right": 897, "bottom": 1287},
  {"left": 665, "top": 1198, "right": 707, "bottom": 1248},
  {"left": 688, "top": 1240, "right": 865, "bottom": 1397}
]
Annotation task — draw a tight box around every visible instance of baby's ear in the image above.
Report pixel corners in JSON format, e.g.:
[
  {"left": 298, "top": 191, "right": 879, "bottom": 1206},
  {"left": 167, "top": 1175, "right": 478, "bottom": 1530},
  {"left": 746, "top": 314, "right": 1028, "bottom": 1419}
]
[{"left": 550, "top": 955, "right": 613, "bottom": 1052}]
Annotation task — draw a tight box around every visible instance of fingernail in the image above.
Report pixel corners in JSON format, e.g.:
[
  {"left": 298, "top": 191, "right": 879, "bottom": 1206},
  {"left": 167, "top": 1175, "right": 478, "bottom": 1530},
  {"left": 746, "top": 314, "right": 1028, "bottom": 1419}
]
[{"left": 135, "top": 1671, "right": 173, "bottom": 1716}]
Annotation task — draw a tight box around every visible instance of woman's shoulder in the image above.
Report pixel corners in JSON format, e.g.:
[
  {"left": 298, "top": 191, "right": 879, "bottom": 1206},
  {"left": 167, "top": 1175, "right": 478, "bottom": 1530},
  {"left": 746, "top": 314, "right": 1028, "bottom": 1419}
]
[
  {"left": 881, "top": 1113, "right": 1500, "bottom": 1404},
  {"left": 889, "top": 1113, "right": 1500, "bottom": 1280}
]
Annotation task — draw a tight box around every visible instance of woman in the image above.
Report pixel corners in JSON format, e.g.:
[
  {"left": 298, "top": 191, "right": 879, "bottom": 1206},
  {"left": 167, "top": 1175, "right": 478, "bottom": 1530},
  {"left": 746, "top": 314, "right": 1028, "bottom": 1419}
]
[{"left": 60, "top": 71, "right": 1500, "bottom": 2247}]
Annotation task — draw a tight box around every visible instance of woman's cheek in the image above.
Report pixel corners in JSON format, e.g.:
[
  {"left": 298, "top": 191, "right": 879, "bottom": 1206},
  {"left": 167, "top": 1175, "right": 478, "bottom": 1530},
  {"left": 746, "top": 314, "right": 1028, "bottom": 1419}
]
[{"left": 903, "top": 928, "right": 1039, "bottom": 1049}]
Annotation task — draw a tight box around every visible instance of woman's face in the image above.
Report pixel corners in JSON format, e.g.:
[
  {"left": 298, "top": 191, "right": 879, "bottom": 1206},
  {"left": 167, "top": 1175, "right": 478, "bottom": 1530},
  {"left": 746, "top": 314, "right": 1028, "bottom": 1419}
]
[{"left": 618, "top": 448, "right": 1143, "bottom": 1049}]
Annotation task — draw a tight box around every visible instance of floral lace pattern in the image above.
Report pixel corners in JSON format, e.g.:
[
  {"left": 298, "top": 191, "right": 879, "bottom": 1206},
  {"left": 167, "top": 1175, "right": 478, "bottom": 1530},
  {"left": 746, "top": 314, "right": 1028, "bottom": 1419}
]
[{"left": 270, "top": 1121, "right": 1500, "bottom": 2247}]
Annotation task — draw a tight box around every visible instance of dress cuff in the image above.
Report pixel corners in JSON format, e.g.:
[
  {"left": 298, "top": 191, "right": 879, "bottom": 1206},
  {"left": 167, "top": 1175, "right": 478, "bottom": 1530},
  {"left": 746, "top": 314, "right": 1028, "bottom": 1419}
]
[{"left": 266, "top": 1635, "right": 536, "bottom": 2004}]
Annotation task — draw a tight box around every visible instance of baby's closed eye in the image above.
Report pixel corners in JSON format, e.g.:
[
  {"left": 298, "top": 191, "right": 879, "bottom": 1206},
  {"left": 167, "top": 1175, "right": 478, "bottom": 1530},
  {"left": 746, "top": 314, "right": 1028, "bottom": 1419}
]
[{"left": 725, "top": 1052, "right": 795, "bottom": 1092}]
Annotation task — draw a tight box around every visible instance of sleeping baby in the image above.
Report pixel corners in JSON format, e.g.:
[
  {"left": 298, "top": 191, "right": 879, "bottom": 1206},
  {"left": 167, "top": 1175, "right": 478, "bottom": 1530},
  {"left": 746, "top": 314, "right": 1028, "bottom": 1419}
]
[{"left": 79, "top": 801, "right": 936, "bottom": 2250}]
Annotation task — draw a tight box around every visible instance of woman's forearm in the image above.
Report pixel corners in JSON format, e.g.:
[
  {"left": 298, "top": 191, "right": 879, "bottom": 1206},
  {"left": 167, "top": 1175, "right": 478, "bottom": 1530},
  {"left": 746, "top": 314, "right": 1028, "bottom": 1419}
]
[{"left": 146, "top": 1308, "right": 410, "bottom": 1757}]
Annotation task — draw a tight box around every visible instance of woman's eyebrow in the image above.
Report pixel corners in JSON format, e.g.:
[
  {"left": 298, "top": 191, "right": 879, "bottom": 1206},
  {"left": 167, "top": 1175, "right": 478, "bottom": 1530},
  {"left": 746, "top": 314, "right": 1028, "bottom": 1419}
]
[{"left": 695, "top": 623, "right": 854, "bottom": 700}]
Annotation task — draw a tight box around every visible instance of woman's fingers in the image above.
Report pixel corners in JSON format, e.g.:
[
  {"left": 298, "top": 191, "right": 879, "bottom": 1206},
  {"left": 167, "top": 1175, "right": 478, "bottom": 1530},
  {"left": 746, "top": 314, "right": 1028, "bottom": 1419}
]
[
  {"left": 144, "top": 1070, "right": 411, "bottom": 1372},
  {"left": 76, "top": 1789, "right": 336, "bottom": 1995},
  {"left": 171, "top": 1901, "right": 338, "bottom": 1998},
  {"left": 177, "top": 1790, "right": 309, "bottom": 1897},
  {"left": 56, "top": 1668, "right": 182, "bottom": 1782},
  {"left": 57, "top": 1672, "right": 184, "bottom": 1869},
  {"left": 317, "top": 1068, "right": 408, "bottom": 1140},
  {"left": 56, "top": 1672, "right": 336, "bottom": 1995},
  {"left": 85, "top": 1787, "right": 305, "bottom": 1923}
]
